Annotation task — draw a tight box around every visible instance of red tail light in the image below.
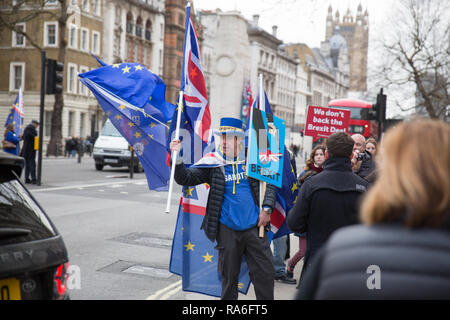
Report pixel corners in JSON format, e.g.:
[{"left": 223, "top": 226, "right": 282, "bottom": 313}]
[{"left": 53, "top": 262, "right": 69, "bottom": 299}]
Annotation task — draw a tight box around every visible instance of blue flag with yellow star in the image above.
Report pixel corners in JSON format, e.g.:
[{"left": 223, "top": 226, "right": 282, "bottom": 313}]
[
  {"left": 4, "top": 88, "right": 24, "bottom": 136},
  {"left": 78, "top": 73, "right": 171, "bottom": 191},
  {"left": 80, "top": 62, "right": 175, "bottom": 122},
  {"left": 169, "top": 184, "right": 251, "bottom": 297}
]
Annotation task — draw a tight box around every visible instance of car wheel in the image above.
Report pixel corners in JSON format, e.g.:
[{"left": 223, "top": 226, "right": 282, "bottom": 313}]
[{"left": 95, "top": 164, "right": 104, "bottom": 171}]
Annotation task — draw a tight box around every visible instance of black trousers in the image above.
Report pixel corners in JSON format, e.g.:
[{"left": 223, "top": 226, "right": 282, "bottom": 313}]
[
  {"left": 216, "top": 223, "right": 274, "bottom": 300},
  {"left": 24, "top": 156, "right": 36, "bottom": 182}
]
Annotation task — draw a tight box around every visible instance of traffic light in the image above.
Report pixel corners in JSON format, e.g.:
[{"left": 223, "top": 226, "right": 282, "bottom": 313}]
[
  {"left": 378, "top": 89, "right": 386, "bottom": 124},
  {"left": 46, "top": 59, "right": 64, "bottom": 94},
  {"left": 370, "top": 89, "right": 387, "bottom": 123}
]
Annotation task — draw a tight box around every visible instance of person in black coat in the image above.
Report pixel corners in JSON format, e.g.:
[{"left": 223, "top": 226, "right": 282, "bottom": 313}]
[
  {"left": 20, "top": 120, "right": 39, "bottom": 183},
  {"left": 296, "top": 120, "right": 450, "bottom": 299},
  {"left": 287, "top": 132, "right": 369, "bottom": 280},
  {"left": 170, "top": 117, "right": 277, "bottom": 300}
]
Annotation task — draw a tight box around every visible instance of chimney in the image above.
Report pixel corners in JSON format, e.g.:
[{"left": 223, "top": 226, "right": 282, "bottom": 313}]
[
  {"left": 252, "top": 14, "right": 259, "bottom": 26},
  {"left": 272, "top": 25, "right": 278, "bottom": 37}
]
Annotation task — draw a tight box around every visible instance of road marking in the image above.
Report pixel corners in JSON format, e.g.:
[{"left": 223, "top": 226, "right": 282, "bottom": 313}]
[
  {"left": 146, "top": 280, "right": 182, "bottom": 300},
  {"left": 31, "top": 179, "right": 148, "bottom": 193}
]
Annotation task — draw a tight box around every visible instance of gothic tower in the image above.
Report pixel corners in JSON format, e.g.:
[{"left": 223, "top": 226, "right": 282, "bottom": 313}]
[{"left": 325, "top": 3, "right": 368, "bottom": 92}]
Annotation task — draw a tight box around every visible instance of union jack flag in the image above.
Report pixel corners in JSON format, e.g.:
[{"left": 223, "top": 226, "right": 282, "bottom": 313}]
[{"left": 181, "top": 4, "right": 211, "bottom": 144}]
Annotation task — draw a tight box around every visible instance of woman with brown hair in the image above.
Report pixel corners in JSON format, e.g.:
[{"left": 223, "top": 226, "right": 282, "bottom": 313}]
[
  {"left": 365, "top": 137, "right": 377, "bottom": 158},
  {"left": 296, "top": 120, "right": 450, "bottom": 299},
  {"left": 298, "top": 145, "right": 326, "bottom": 185},
  {"left": 2, "top": 123, "right": 20, "bottom": 155}
]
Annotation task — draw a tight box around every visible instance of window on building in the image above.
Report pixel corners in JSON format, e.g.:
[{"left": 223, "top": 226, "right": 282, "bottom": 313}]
[
  {"left": 68, "top": 111, "right": 75, "bottom": 137},
  {"left": 176, "top": 34, "right": 183, "bottom": 51},
  {"left": 80, "top": 113, "right": 86, "bottom": 137},
  {"left": 9, "top": 62, "right": 25, "bottom": 92},
  {"left": 44, "top": 22, "right": 58, "bottom": 47},
  {"left": 81, "top": 0, "right": 89, "bottom": 12},
  {"left": 92, "top": 31, "right": 100, "bottom": 54},
  {"left": 178, "top": 13, "right": 184, "bottom": 26},
  {"left": 44, "top": 111, "right": 52, "bottom": 137},
  {"left": 80, "top": 28, "right": 89, "bottom": 51},
  {"left": 68, "top": 24, "right": 77, "bottom": 49},
  {"left": 145, "top": 20, "right": 152, "bottom": 41},
  {"left": 79, "top": 66, "right": 89, "bottom": 95},
  {"left": 136, "top": 16, "right": 143, "bottom": 37},
  {"left": 92, "top": 0, "right": 100, "bottom": 15},
  {"left": 126, "top": 12, "right": 133, "bottom": 34},
  {"left": 67, "top": 63, "right": 77, "bottom": 94},
  {"left": 12, "top": 23, "right": 25, "bottom": 47}
]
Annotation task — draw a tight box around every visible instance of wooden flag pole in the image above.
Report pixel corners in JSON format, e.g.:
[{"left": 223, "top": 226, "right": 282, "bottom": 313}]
[{"left": 165, "top": 90, "right": 184, "bottom": 214}]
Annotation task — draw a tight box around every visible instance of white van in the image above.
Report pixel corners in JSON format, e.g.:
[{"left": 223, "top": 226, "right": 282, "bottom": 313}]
[{"left": 93, "top": 119, "right": 143, "bottom": 172}]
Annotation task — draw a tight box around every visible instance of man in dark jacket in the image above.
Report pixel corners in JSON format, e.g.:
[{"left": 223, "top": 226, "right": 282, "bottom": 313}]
[
  {"left": 20, "top": 120, "right": 39, "bottom": 184},
  {"left": 170, "top": 117, "right": 277, "bottom": 300},
  {"left": 287, "top": 132, "right": 369, "bottom": 278}
]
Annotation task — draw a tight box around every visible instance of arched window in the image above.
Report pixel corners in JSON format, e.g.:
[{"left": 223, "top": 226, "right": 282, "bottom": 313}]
[
  {"left": 145, "top": 20, "right": 152, "bottom": 41},
  {"left": 126, "top": 12, "right": 134, "bottom": 34},
  {"left": 136, "top": 16, "right": 143, "bottom": 37}
]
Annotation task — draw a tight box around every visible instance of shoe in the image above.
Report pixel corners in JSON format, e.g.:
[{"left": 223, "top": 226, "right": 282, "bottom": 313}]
[
  {"left": 25, "top": 180, "right": 31, "bottom": 184},
  {"left": 31, "top": 180, "right": 37, "bottom": 184},
  {"left": 275, "top": 273, "right": 297, "bottom": 285},
  {"left": 286, "top": 270, "right": 294, "bottom": 279}
]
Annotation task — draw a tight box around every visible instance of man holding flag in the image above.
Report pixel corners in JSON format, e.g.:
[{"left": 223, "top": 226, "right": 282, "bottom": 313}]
[{"left": 170, "top": 117, "right": 277, "bottom": 300}]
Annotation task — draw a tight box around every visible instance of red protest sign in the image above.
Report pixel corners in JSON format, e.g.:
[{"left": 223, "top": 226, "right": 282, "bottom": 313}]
[{"left": 304, "top": 105, "right": 351, "bottom": 140}]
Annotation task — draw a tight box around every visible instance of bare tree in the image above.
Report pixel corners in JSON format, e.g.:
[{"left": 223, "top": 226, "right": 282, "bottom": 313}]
[
  {"left": 375, "top": 0, "right": 449, "bottom": 120},
  {"left": 0, "top": 0, "right": 71, "bottom": 155}
]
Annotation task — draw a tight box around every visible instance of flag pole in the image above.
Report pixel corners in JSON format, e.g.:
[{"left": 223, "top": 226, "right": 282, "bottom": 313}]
[
  {"left": 165, "top": 90, "right": 184, "bottom": 214},
  {"left": 258, "top": 74, "right": 267, "bottom": 238},
  {"left": 165, "top": 2, "right": 191, "bottom": 214}
]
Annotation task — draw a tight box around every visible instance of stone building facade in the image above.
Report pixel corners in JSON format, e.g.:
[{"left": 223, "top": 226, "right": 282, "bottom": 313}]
[{"left": 325, "top": 4, "right": 368, "bottom": 92}]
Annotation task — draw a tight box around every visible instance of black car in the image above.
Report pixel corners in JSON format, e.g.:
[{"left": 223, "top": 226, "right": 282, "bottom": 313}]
[{"left": 0, "top": 151, "right": 70, "bottom": 300}]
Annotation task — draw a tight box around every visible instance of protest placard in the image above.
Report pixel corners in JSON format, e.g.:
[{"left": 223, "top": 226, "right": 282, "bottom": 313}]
[{"left": 304, "top": 105, "right": 351, "bottom": 139}]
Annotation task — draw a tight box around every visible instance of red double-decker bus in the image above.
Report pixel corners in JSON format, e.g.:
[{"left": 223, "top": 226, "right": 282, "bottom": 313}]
[{"left": 328, "top": 98, "right": 376, "bottom": 138}]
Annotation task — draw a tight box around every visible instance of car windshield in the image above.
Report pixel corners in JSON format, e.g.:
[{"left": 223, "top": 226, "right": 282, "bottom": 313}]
[
  {"left": 100, "top": 120, "right": 123, "bottom": 137},
  {"left": 328, "top": 106, "right": 368, "bottom": 120},
  {"left": 0, "top": 174, "right": 56, "bottom": 245}
]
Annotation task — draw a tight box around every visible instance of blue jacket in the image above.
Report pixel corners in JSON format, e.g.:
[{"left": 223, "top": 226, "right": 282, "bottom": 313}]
[{"left": 3, "top": 131, "right": 20, "bottom": 155}]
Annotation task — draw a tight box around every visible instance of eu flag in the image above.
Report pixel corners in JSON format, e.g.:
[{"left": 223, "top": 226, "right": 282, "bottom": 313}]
[
  {"left": 4, "top": 88, "right": 24, "bottom": 136},
  {"left": 78, "top": 69, "right": 171, "bottom": 191},
  {"left": 169, "top": 184, "right": 251, "bottom": 297},
  {"left": 246, "top": 90, "right": 299, "bottom": 239},
  {"left": 80, "top": 62, "right": 175, "bottom": 122}
]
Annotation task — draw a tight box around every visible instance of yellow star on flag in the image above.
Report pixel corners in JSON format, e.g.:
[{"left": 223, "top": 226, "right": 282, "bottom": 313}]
[
  {"left": 291, "top": 183, "right": 298, "bottom": 193},
  {"left": 112, "top": 64, "right": 120, "bottom": 68},
  {"left": 184, "top": 187, "right": 194, "bottom": 197},
  {"left": 184, "top": 241, "right": 195, "bottom": 252},
  {"left": 128, "top": 122, "right": 135, "bottom": 127},
  {"left": 115, "top": 114, "right": 122, "bottom": 120},
  {"left": 135, "top": 65, "right": 143, "bottom": 71},
  {"left": 237, "top": 283, "right": 244, "bottom": 289},
  {"left": 134, "top": 131, "right": 141, "bottom": 139},
  {"left": 202, "top": 252, "right": 213, "bottom": 263},
  {"left": 122, "top": 65, "right": 130, "bottom": 74},
  {"left": 119, "top": 105, "right": 126, "bottom": 110},
  {"left": 150, "top": 122, "right": 156, "bottom": 128},
  {"left": 148, "top": 134, "right": 154, "bottom": 140}
]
